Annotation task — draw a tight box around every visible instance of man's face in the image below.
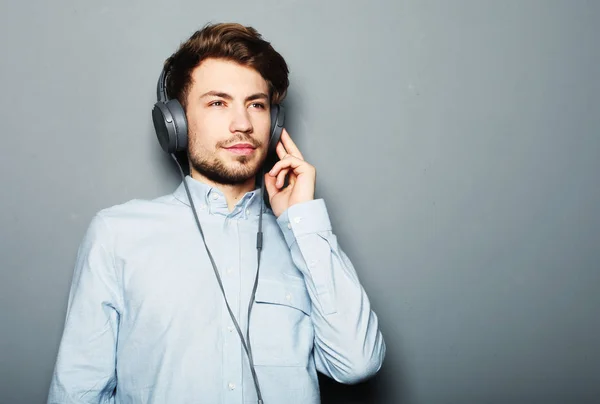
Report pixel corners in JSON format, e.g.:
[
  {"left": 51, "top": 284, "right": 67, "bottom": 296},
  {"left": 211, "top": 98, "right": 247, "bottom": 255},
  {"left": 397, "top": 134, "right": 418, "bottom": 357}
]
[{"left": 184, "top": 58, "right": 271, "bottom": 186}]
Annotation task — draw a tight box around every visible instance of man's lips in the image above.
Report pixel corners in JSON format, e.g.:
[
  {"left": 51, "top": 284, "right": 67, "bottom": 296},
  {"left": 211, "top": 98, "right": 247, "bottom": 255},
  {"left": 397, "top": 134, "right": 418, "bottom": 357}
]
[{"left": 224, "top": 143, "right": 256, "bottom": 155}]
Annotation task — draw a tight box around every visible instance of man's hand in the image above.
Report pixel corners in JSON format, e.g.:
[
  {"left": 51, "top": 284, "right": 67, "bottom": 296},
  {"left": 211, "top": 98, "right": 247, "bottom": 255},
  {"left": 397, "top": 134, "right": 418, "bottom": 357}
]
[{"left": 264, "top": 129, "right": 316, "bottom": 218}]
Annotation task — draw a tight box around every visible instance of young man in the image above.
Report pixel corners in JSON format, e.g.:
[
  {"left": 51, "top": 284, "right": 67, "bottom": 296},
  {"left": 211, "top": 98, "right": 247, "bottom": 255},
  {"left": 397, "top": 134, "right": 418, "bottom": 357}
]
[{"left": 48, "top": 23, "right": 385, "bottom": 404}]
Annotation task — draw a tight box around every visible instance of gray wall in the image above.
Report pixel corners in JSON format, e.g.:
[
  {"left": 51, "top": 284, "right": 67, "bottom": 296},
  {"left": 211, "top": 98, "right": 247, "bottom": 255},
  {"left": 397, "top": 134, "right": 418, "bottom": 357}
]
[{"left": 1, "top": 1, "right": 599, "bottom": 403}]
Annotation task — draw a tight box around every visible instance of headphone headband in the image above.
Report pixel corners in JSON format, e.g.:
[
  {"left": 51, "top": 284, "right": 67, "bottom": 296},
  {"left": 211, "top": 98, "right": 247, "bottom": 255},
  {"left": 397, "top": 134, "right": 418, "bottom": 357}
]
[{"left": 156, "top": 67, "right": 168, "bottom": 103}]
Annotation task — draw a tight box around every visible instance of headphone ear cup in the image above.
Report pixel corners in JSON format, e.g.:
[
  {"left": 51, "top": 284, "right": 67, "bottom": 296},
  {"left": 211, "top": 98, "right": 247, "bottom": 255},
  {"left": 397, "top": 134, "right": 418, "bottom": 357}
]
[
  {"left": 166, "top": 99, "right": 188, "bottom": 152},
  {"left": 268, "top": 104, "right": 285, "bottom": 156},
  {"left": 152, "top": 99, "right": 188, "bottom": 153},
  {"left": 152, "top": 102, "right": 174, "bottom": 153},
  {"left": 263, "top": 104, "right": 285, "bottom": 173}
]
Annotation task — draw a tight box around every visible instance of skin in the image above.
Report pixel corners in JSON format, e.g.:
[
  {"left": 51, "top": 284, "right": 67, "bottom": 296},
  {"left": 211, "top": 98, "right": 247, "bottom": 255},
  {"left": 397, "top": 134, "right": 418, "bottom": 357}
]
[{"left": 185, "top": 58, "right": 316, "bottom": 216}]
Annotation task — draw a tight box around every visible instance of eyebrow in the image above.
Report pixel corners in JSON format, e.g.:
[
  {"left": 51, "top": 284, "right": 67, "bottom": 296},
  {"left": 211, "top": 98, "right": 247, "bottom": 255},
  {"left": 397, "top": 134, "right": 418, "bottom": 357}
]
[{"left": 200, "top": 91, "right": 269, "bottom": 102}]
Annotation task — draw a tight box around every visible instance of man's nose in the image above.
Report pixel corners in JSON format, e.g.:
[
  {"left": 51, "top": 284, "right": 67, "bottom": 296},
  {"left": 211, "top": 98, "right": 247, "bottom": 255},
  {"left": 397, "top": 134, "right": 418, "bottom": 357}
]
[{"left": 229, "top": 105, "right": 253, "bottom": 134}]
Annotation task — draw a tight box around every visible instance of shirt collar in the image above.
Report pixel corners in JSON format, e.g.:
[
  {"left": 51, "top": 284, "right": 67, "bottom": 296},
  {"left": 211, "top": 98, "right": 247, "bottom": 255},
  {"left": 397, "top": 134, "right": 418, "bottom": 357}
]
[{"left": 173, "top": 175, "right": 264, "bottom": 219}]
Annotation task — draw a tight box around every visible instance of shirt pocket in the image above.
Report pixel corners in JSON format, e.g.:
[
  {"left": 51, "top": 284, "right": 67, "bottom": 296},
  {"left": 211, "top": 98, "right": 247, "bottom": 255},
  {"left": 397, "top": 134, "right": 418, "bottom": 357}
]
[{"left": 249, "top": 278, "right": 314, "bottom": 367}]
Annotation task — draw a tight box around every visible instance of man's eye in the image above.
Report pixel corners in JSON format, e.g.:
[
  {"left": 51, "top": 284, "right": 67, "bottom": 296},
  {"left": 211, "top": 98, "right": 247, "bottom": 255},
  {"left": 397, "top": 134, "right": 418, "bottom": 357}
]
[
  {"left": 251, "top": 103, "right": 265, "bottom": 109},
  {"left": 209, "top": 101, "right": 224, "bottom": 107}
]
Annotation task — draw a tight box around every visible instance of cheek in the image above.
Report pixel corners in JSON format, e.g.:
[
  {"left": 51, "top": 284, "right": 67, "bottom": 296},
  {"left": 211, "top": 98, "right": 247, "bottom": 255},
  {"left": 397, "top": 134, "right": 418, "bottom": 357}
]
[
  {"left": 253, "top": 115, "right": 272, "bottom": 142},
  {"left": 187, "top": 111, "right": 223, "bottom": 147}
]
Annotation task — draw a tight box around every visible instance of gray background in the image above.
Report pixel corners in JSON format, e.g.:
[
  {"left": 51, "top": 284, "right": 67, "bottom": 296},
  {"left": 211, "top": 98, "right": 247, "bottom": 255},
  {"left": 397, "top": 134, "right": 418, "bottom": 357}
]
[{"left": 1, "top": 0, "right": 599, "bottom": 403}]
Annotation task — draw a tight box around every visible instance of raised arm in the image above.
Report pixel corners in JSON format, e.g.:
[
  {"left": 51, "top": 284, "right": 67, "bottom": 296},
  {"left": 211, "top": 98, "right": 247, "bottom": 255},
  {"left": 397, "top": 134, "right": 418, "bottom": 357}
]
[{"left": 277, "top": 199, "right": 386, "bottom": 384}]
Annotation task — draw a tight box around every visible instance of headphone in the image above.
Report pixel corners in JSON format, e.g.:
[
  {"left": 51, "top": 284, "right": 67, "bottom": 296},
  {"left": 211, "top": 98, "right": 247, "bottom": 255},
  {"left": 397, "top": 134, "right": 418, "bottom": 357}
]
[
  {"left": 150, "top": 64, "right": 285, "bottom": 404},
  {"left": 151, "top": 66, "right": 285, "bottom": 160}
]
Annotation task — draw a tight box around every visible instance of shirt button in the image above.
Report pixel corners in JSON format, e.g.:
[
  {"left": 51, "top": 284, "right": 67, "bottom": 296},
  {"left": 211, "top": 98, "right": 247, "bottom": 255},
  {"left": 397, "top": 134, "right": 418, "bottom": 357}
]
[
  {"left": 228, "top": 382, "right": 236, "bottom": 390},
  {"left": 285, "top": 292, "right": 292, "bottom": 301},
  {"left": 287, "top": 222, "right": 292, "bottom": 229},
  {"left": 228, "top": 325, "right": 234, "bottom": 332},
  {"left": 226, "top": 267, "right": 233, "bottom": 274},
  {"left": 212, "top": 193, "right": 219, "bottom": 200}
]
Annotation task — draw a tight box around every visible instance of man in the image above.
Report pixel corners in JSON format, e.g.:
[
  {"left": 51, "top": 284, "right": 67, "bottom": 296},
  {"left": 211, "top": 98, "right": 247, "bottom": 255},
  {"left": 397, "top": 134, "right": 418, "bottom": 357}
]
[{"left": 48, "top": 22, "right": 385, "bottom": 404}]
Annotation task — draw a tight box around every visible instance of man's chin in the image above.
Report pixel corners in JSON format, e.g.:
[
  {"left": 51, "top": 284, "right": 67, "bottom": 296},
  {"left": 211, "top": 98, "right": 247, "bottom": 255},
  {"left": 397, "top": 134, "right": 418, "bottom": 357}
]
[
  {"left": 191, "top": 161, "right": 263, "bottom": 186},
  {"left": 226, "top": 154, "right": 267, "bottom": 173}
]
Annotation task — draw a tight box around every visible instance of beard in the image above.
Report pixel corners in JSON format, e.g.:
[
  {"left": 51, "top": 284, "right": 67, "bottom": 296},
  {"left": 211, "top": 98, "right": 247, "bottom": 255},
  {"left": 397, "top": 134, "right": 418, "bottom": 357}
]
[{"left": 188, "top": 134, "right": 266, "bottom": 186}]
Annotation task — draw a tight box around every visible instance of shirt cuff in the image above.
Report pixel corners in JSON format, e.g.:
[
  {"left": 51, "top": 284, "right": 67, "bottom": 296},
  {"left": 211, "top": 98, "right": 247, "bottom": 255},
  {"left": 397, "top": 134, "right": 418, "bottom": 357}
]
[{"left": 276, "top": 199, "right": 332, "bottom": 247}]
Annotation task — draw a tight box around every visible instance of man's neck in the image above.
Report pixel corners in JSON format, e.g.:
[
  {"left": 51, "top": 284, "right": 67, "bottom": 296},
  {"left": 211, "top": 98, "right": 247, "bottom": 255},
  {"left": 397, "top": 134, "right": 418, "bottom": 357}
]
[{"left": 189, "top": 168, "right": 257, "bottom": 212}]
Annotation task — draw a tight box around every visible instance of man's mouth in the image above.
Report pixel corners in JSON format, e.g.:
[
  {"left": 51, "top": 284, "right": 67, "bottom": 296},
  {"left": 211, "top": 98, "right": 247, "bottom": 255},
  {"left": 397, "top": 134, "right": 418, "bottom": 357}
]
[{"left": 224, "top": 143, "right": 256, "bottom": 156}]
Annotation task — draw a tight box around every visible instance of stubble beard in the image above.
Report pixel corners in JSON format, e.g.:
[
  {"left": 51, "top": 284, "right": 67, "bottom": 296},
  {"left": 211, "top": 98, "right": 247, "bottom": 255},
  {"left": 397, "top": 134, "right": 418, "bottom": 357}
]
[{"left": 188, "top": 136, "right": 265, "bottom": 186}]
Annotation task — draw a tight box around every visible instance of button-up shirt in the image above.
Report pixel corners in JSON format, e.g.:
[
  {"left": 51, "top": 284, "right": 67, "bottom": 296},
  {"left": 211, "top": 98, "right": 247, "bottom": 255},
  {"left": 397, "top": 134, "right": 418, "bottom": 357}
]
[{"left": 47, "top": 175, "right": 386, "bottom": 404}]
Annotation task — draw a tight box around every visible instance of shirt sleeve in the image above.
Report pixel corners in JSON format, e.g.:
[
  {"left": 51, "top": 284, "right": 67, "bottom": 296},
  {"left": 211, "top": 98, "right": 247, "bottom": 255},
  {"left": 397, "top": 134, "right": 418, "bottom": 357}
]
[
  {"left": 47, "top": 213, "right": 122, "bottom": 404},
  {"left": 276, "top": 199, "right": 386, "bottom": 384}
]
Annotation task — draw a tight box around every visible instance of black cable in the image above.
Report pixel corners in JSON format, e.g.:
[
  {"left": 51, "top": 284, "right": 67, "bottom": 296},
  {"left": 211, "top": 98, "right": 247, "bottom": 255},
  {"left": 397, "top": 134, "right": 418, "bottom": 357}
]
[
  {"left": 245, "top": 174, "right": 265, "bottom": 382},
  {"left": 170, "top": 153, "right": 264, "bottom": 404}
]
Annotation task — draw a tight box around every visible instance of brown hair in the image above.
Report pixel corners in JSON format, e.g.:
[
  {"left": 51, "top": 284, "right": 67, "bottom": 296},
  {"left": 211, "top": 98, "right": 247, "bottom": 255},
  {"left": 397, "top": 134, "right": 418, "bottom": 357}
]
[{"left": 164, "top": 22, "right": 290, "bottom": 109}]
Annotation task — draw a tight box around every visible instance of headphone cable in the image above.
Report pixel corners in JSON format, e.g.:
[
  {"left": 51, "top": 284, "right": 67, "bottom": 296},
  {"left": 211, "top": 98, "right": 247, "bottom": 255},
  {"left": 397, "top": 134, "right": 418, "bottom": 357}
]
[{"left": 170, "top": 153, "right": 264, "bottom": 404}]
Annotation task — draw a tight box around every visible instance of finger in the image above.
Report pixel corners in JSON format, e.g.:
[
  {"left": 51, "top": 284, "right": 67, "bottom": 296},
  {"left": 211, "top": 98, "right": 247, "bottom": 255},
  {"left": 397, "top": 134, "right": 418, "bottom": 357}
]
[
  {"left": 269, "top": 154, "right": 314, "bottom": 177},
  {"left": 288, "top": 171, "right": 297, "bottom": 187},
  {"left": 270, "top": 144, "right": 292, "bottom": 177},
  {"left": 276, "top": 168, "right": 288, "bottom": 189},
  {"left": 269, "top": 147, "right": 286, "bottom": 177},
  {"left": 264, "top": 172, "right": 279, "bottom": 199},
  {"left": 280, "top": 129, "right": 304, "bottom": 160},
  {"left": 275, "top": 141, "right": 288, "bottom": 160}
]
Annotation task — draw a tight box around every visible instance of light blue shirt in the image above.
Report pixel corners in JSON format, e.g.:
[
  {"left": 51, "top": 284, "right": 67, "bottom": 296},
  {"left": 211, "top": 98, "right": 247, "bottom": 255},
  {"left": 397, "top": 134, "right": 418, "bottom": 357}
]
[{"left": 48, "top": 175, "right": 386, "bottom": 404}]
